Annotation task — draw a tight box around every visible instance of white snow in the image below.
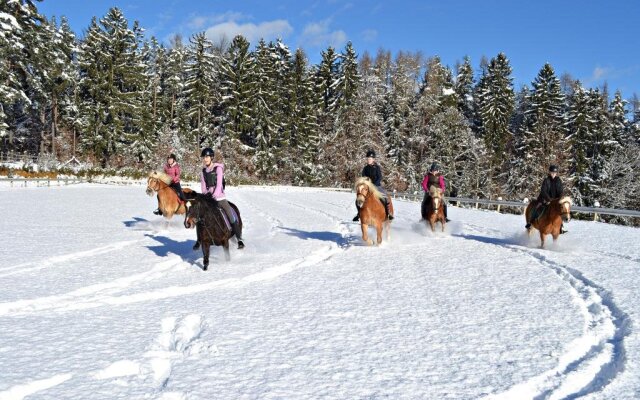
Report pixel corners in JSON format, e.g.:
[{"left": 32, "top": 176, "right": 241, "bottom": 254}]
[
  {"left": 442, "top": 88, "right": 456, "bottom": 96},
  {"left": 0, "top": 184, "right": 638, "bottom": 399}
]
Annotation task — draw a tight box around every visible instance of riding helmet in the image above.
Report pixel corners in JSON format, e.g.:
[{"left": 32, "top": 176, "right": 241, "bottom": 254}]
[
  {"left": 366, "top": 150, "right": 376, "bottom": 158},
  {"left": 201, "top": 147, "right": 214, "bottom": 157},
  {"left": 429, "top": 162, "right": 440, "bottom": 172},
  {"left": 168, "top": 153, "right": 177, "bottom": 161},
  {"left": 549, "top": 164, "right": 559, "bottom": 173}
]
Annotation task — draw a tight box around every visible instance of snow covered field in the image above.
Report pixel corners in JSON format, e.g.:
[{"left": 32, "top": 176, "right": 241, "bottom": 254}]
[{"left": 0, "top": 183, "right": 638, "bottom": 399}]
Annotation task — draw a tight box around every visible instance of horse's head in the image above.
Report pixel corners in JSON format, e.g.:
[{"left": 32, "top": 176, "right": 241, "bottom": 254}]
[
  {"left": 146, "top": 176, "right": 159, "bottom": 196},
  {"left": 355, "top": 184, "right": 368, "bottom": 208},
  {"left": 559, "top": 196, "right": 572, "bottom": 222},
  {"left": 184, "top": 199, "right": 198, "bottom": 229}
]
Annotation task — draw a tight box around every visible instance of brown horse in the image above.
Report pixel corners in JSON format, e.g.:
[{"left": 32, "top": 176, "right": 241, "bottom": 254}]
[
  {"left": 184, "top": 194, "right": 242, "bottom": 270},
  {"left": 146, "top": 171, "right": 194, "bottom": 219},
  {"left": 421, "top": 186, "right": 446, "bottom": 232},
  {"left": 525, "top": 196, "right": 572, "bottom": 248},
  {"left": 354, "top": 177, "right": 393, "bottom": 245}
]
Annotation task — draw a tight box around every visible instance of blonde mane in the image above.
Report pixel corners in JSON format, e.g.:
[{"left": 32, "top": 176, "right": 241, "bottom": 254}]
[
  {"left": 354, "top": 177, "right": 385, "bottom": 201},
  {"left": 429, "top": 186, "right": 442, "bottom": 198},
  {"left": 559, "top": 196, "right": 572, "bottom": 206},
  {"left": 149, "top": 171, "right": 172, "bottom": 185}
]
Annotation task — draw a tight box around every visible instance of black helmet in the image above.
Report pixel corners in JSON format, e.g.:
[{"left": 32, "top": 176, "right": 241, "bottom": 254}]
[
  {"left": 201, "top": 147, "right": 214, "bottom": 157},
  {"left": 549, "top": 164, "right": 559, "bottom": 173},
  {"left": 429, "top": 162, "right": 440, "bottom": 172},
  {"left": 168, "top": 153, "right": 177, "bottom": 161},
  {"left": 366, "top": 150, "right": 376, "bottom": 158}
]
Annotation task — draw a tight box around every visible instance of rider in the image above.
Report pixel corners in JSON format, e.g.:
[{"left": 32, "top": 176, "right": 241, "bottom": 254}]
[
  {"left": 352, "top": 149, "right": 393, "bottom": 221},
  {"left": 200, "top": 147, "right": 245, "bottom": 249},
  {"left": 526, "top": 164, "right": 566, "bottom": 233},
  {"left": 421, "top": 162, "right": 450, "bottom": 222},
  {"left": 153, "top": 153, "right": 184, "bottom": 215}
]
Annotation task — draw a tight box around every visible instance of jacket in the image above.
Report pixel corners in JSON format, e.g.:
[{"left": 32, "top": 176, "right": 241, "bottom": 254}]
[{"left": 201, "top": 163, "right": 225, "bottom": 200}]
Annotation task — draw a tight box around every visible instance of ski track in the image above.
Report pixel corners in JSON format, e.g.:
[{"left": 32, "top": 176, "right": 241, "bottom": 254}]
[
  {"left": 0, "top": 240, "right": 141, "bottom": 278},
  {"left": 459, "top": 224, "right": 628, "bottom": 399}
]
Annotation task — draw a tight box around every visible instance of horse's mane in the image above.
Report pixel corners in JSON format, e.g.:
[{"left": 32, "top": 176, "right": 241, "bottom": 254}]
[
  {"left": 429, "top": 186, "right": 442, "bottom": 197},
  {"left": 149, "top": 171, "right": 172, "bottom": 185},
  {"left": 354, "top": 177, "right": 385, "bottom": 201},
  {"left": 558, "top": 196, "right": 572, "bottom": 206}
]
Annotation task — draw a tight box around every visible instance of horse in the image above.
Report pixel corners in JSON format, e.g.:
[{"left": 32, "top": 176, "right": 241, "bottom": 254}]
[
  {"left": 421, "top": 186, "right": 446, "bottom": 232},
  {"left": 354, "top": 177, "right": 393, "bottom": 245},
  {"left": 525, "top": 196, "right": 572, "bottom": 248},
  {"left": 184, "top": 194, "right": 242, "bottom": 270},
  {"left": 146, "top": 171, "right": 195, "bottom": 219}
]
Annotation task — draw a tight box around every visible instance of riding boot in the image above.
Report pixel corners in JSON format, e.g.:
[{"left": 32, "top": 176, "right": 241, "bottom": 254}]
[
  {"left": 232, "top": 221, "right": 244, "bottom": 249},
  {"left": 153, "top": 208, "right": 162, "bottom": 216},
  {"left": 560, "top": 223, "right": 568, "bottom": 234},
  {"left": 352, "top": 214, "right": 360, "bottom": 222},
  {"left": 385, "top": 201, "right": 394, "bottom": 220}
]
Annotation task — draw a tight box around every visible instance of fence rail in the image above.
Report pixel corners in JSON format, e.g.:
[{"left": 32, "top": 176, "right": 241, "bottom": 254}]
[
  {"left": 0, "top": 177, "right": 85, "bottom": 187},
  {"left": 391, "top": 191, "right": 640, "bottom": 219}
]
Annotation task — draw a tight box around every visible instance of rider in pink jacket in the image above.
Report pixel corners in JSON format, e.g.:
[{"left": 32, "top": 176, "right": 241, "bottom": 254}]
[
  {"left": 154, "top": 153, "right": 185, "bottom": 215},
  {"left": 422, "top": 163, "right": 450, "bottom": 221}
]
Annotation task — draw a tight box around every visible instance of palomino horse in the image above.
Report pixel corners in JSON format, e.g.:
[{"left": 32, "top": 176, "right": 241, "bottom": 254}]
[
  {"left": 146, "top": 171, "right": 195, "bottom": 219},
  {"left": 184, "top": 194, "right": 242, "bottom": 270},
  {"left": 354, "top": 177, "right": 393, "bottom": 245},
  {"left": 421, "top": 186, "right": 446, "bottom": 232},
  {"left": 525, "top": 196, "right": 572, "bottom": 248}
]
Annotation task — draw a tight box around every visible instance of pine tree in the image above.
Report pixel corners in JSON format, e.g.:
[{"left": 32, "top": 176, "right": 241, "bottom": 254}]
[
  {"left": 506, "top": 85, "right": 538, "bottom": 197},
  {"left": 77, "top": 9, "right": 143, "bottom": 166},
  {"left": 476, "top": 53, "right": 515, "bottom": 190},
  {"left": 252, "top": 39, "right": 279, "bottom": 178},
  {"left": 529, "top": 63, "right": 566, "bottom": 167},
  {"left": 288, "top": 48, "right": 320, "bottom": 184},
  {"left": 184, "top": 32, "right": 218, "bottom": 153},
  {"left": 608, "top": 90, "right": 627, "bottom": 145},
  {"left": 455, "top": 56, "right": 475, "bottom": 125},
  {"left": 219, "top": 35, "right": 254, "bottom": 143}
]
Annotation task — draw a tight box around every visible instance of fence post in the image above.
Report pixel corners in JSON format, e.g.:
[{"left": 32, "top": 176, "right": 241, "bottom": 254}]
[
  {"left": 47, "top": 179, "right": 50, "bottom": 187},
  {"left": 497, "top": 197, "right": 503, "bottom": 213},
  {"left": 593, "top": 201, "right": 600, "bottom": 222}
]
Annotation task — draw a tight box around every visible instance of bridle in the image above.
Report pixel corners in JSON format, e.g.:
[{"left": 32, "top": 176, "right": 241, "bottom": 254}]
[{"left": 356, "top": 183, "right": 369, "bottom": 207}]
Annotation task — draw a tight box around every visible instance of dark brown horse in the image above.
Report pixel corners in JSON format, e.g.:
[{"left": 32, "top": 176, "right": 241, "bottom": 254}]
[
  {"left": 525, "top": 196, "right": 572, "bottom": 248},
  {"left": 354, "top": 177, "right": 393, "bottom": 245},
  {"left": 146, "top": 171, "right": 194, "bottom": 219},
  {"left": 421, "top": 186, "right": 446, "bottom": 232},
  {"left": 184, "top": 194, "right": 242, "bottom": 270}
]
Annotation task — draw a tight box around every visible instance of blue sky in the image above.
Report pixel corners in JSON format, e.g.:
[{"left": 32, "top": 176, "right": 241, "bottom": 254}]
[{"left": 39, "top": 0, "right": 639, "bottom": 99}]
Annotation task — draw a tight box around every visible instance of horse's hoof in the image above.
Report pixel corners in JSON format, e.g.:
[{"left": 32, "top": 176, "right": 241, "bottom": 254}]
[
  {"left": 237, "top": 240, "right": 245, "bottom": 249},
  {"left": 203, "top": 265, "right": 208, "bottom": 271}
]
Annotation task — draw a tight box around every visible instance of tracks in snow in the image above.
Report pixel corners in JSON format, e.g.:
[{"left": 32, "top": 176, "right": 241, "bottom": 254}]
[{"left": 459, "top": 225, "right": 629, "bottom": 400}]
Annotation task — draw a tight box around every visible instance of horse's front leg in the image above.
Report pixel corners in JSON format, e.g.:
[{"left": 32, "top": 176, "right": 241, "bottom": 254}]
[
  {"left": 429, "top": 218, "right": 436, "bottom": 232},
  {"left": 223, "top": 239, "right": 231, "bottom": 261},
  {"left": 375, "top": 222, "right": 383, "bottom": 245},
  {"left": 202, "top": 243, "right": 211, "bottom": 271},
  {"left": 361, "top": 223, "right": 373, "bottom": 246}
]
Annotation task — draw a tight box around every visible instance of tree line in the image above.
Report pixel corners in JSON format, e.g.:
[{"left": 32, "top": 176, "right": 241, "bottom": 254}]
[{"left": 1, "top": 2, "right": 639, "bottom": 218}]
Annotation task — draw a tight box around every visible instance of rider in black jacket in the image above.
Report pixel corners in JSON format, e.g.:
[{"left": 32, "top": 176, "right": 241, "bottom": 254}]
[
  {"left": 526, "top": 165, "right": 567, "bottom": 233},
  {"left": 353, "top": 150, "right": 393, "bottom": 221}
]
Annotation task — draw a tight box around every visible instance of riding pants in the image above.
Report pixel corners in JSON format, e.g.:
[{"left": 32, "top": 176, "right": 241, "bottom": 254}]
[{"left": 217, "top": 199, "right": 243, "bottom": 241}]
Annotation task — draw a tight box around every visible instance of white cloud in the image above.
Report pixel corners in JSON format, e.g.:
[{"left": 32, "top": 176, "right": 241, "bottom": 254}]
[
  {"left": 592, "top": 66, "right": 610, "bottom": 80},
  {"left": 362, "top": 29, "right": 377, "bottom": 42},
  {"left": 204, "top": 20, "right": 293, "bottom": 46},
  {"left": 301, "top": 19, "right": 347, "bottom": 48},
  {"left": 186, "top": 11, "right": 250, "bottom": 30}
]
